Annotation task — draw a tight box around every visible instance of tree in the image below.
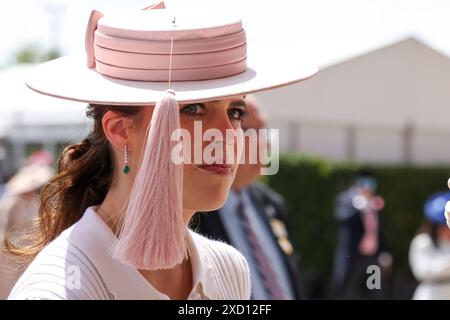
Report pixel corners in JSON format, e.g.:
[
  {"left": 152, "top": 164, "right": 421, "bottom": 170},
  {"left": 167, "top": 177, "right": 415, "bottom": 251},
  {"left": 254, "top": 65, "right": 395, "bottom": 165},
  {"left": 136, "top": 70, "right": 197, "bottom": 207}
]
[{"left": 14, "top": 45, "right": 61, "bottom": 64}]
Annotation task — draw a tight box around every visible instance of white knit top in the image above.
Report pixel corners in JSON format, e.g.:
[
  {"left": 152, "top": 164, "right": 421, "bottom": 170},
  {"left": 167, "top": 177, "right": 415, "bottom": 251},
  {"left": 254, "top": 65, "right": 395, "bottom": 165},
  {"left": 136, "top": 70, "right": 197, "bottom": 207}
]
[
  {"left": 409, "top": 233, "right": 450, "bottom": 300},
  {"left": 8, "top": 206, "right": 251, "bottom": 300}
]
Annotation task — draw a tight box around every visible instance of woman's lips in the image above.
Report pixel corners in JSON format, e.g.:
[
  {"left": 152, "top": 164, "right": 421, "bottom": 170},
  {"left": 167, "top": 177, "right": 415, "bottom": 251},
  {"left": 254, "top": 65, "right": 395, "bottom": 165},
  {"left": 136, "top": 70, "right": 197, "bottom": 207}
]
[{"left": 197, "top": 164, "right": 232, "bottom": 175}]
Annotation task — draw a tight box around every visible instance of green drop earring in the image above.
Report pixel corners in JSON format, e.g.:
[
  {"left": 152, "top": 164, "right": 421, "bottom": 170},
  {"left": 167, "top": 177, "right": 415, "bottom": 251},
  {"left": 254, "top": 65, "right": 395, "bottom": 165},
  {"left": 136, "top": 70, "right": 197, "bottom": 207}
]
[{"left": 123, "top": 144, "right": 130, "bottom": 174}]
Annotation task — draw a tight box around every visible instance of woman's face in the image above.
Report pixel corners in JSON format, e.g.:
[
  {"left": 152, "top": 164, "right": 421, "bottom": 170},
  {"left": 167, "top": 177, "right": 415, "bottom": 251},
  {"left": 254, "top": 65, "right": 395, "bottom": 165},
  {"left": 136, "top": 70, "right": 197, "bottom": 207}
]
[{"left": 132, "top": 96, "right": 247, "bottom": 213}]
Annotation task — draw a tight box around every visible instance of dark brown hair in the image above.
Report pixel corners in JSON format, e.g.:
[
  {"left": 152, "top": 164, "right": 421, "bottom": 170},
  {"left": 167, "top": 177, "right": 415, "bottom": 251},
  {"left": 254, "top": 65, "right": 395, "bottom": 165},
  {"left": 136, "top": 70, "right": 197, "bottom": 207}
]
[{"left": 6, "top": 104, "right": 142, "bottom": 259}]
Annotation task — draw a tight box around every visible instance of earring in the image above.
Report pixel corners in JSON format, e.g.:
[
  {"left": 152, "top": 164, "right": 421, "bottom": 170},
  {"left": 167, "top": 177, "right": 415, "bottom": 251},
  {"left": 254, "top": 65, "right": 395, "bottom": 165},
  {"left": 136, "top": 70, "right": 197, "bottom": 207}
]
[{"left": 123, "top": 145, "right": 130, "bottom": 174}]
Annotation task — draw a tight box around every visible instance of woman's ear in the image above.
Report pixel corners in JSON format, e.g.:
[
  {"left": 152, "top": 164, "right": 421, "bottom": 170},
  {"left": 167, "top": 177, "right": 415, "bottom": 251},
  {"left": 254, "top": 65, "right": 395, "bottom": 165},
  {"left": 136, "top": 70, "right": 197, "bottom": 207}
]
[{"left": 102, "top": 110, "right": 134, "bottom": 149}]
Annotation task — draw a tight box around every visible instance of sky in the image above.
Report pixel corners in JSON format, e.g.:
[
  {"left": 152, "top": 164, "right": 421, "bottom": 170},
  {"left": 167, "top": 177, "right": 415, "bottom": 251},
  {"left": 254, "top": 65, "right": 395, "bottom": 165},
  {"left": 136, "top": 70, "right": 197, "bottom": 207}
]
[{"left": 0, "top": 0, "right": 450, "bottom": 68}]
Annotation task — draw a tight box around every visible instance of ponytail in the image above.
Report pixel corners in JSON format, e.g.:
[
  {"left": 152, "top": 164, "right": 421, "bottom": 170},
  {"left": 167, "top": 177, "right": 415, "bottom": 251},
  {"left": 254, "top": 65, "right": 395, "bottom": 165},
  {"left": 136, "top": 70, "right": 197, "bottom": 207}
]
[{"left": 6, "top": 104, "right": 141, "bottom": 259}]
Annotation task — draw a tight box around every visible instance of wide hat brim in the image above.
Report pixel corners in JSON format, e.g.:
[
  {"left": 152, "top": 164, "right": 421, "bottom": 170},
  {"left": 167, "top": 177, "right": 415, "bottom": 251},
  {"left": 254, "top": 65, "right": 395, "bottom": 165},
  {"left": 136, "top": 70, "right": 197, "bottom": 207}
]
[{"left": 26, "top": 50, "right": 318, "bottom": 106}]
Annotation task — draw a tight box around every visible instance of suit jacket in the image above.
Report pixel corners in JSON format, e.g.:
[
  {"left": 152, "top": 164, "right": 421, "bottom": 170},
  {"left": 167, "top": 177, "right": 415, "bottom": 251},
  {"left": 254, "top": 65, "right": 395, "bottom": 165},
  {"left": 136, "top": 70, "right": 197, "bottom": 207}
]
[{"left": 193, "top": 182, "right": 305, "bottom": 299}]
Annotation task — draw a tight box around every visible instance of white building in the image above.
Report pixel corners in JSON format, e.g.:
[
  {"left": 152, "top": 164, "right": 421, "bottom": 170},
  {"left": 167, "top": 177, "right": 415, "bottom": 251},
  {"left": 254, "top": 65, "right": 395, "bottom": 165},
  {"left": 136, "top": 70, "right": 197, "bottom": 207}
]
[
  {"left": 257, "top": 37, "right": 450, "bottom": 165},
  {"left": 0, "top": 65, "right": 89, "bottom": 176}
]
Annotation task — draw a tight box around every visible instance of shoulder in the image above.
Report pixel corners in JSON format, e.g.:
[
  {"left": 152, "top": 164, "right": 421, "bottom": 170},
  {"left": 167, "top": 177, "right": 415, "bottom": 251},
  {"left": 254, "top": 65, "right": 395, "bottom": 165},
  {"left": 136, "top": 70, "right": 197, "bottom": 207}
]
[
  {"left": 410, "top": 233, "right": 433, "bottom": 254},
  {"left": 248, "top": 182, "right": 292, "bottom": 227},
  {"left": 249, "top": 182, "right": 286, "bottom": 207},
  {"left": 8, "top": 228, "right": 112, "bottom": 300},
  {"left": 335, "top": 188, "right": 354, "bottom": 204},
  {"left": 409, "top": 233, "right": 434, "bottom": 273},
  {"left": 190, "top": 231, "right": 251, "bottom": 299},
  {"left": 334, "top": 188, "right": 359, "bottom": 220}
]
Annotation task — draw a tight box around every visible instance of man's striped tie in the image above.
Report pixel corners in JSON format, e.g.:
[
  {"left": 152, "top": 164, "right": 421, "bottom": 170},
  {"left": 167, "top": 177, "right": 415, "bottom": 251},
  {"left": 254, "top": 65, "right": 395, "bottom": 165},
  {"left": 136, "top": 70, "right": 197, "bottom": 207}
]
[{"left": 235, "top": 190, "right": 288, "bottom": 300}]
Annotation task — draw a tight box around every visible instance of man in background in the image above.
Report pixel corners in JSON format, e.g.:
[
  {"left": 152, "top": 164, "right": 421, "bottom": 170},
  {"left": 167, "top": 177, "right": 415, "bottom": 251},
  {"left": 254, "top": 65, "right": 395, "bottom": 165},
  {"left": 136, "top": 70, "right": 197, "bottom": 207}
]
[{"left": 332, "top": 171, "right": 392, "bottom": 299}]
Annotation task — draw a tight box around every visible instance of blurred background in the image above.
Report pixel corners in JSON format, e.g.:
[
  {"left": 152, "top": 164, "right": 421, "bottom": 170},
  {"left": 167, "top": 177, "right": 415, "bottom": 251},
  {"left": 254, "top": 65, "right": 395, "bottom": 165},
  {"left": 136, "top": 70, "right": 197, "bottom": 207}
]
[{"left": 1, "top": 0, "right": 450, "bottom": 299}]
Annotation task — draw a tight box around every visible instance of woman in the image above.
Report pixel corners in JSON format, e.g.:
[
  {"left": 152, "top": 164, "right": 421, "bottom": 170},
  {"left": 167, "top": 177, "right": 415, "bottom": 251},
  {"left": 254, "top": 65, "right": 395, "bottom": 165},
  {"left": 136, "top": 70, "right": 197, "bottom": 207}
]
[
  {"left": 6, "top": 3, "right": 317, "bottom": 300},
  {"left": 0, "top": 163, "right": 53, "bottom": 299},
  {"left": 410, "top": 191, "right": 450, "bottom": 300}
]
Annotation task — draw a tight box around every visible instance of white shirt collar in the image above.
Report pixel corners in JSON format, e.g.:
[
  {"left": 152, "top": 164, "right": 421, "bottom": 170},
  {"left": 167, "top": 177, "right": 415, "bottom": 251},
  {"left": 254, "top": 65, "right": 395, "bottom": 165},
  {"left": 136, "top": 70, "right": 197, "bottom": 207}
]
[{"left": 64, "top": 206, "right": 215, "bottom": 300}]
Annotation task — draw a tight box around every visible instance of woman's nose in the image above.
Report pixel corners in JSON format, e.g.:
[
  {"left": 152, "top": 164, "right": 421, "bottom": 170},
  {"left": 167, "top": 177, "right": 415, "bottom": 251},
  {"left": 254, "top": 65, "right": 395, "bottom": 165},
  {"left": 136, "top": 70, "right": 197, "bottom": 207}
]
[
  {"left": 212, "top": 108, "right": 237, "bottom": 133},
  {"left": 202, "top": 108, "right": 241, "bottom": 164}
]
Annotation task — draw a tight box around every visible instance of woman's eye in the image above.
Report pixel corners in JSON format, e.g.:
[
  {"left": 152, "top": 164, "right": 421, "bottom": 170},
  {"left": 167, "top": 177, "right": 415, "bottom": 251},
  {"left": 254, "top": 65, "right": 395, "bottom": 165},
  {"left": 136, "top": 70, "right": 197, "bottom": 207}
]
[
  {"left": 181, "top": 103, "right": 205, "bottom": 116},
  {"left": 228, "top": 108, "right": 248, "bottom": 121}
]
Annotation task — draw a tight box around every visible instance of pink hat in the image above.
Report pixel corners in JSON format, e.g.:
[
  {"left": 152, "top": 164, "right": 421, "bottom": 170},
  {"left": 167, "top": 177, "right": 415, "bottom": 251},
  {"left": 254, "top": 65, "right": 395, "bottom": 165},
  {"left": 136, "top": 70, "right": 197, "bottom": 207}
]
[
  {"left": 26, "top": 2, "right": 317, "bottom": 105},
  {"left": 25, "top": 2, "right": 318, "bottom": 271}
]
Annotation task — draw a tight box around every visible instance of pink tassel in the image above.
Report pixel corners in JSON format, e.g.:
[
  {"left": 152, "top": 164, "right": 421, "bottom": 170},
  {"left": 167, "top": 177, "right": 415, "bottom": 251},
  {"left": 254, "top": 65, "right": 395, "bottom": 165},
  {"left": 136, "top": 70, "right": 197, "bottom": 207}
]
[
  {"left": 111, "top": 90, "right": 186, "bottom": 270},
  {"left": 142, "top": 1, "right": 166, "bottom": 10}
]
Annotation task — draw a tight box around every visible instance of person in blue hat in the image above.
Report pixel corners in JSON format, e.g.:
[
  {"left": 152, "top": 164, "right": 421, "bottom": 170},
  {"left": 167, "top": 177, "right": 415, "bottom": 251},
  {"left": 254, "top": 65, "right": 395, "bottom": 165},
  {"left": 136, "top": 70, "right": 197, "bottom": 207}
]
[{"left": 409, "top": 190, "right": 450, "bottom": 299}]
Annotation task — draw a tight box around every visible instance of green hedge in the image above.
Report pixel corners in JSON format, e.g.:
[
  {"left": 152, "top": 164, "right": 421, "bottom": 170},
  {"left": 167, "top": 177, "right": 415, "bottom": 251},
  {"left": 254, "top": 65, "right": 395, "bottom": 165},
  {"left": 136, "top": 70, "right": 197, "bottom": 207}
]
[{"left": 265, "top": 154, "right": 450, "bottom": 279}]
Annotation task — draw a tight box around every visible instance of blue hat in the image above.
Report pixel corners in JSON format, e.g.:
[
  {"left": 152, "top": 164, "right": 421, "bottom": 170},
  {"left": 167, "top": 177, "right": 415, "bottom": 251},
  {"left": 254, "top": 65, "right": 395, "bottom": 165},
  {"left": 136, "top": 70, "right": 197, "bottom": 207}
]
[
  {"left": 424, "top": 191, "right": 450, "bottom": 225},
  {"left": 355, "top": 177, "right": 377, "bottom": 191}
]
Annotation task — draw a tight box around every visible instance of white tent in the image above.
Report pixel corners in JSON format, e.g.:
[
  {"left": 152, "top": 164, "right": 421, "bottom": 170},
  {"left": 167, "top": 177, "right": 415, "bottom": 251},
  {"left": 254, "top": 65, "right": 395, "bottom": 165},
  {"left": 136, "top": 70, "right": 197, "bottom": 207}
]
[
  {"left": 0, "top": 64, "right": 88, "bottom": 130},
  {"left": 257, "top": 38, "right": 450, "bottom": 165},
  {"left": 0, "top": 65, "right": 91, "bottom": 172}
]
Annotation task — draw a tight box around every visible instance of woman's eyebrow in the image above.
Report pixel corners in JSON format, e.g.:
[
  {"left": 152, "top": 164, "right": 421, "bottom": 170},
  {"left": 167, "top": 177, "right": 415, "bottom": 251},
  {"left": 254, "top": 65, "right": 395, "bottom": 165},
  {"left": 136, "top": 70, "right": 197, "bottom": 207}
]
[{"left": 208, "top": 99, "right": 247, "bottom": 108}]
